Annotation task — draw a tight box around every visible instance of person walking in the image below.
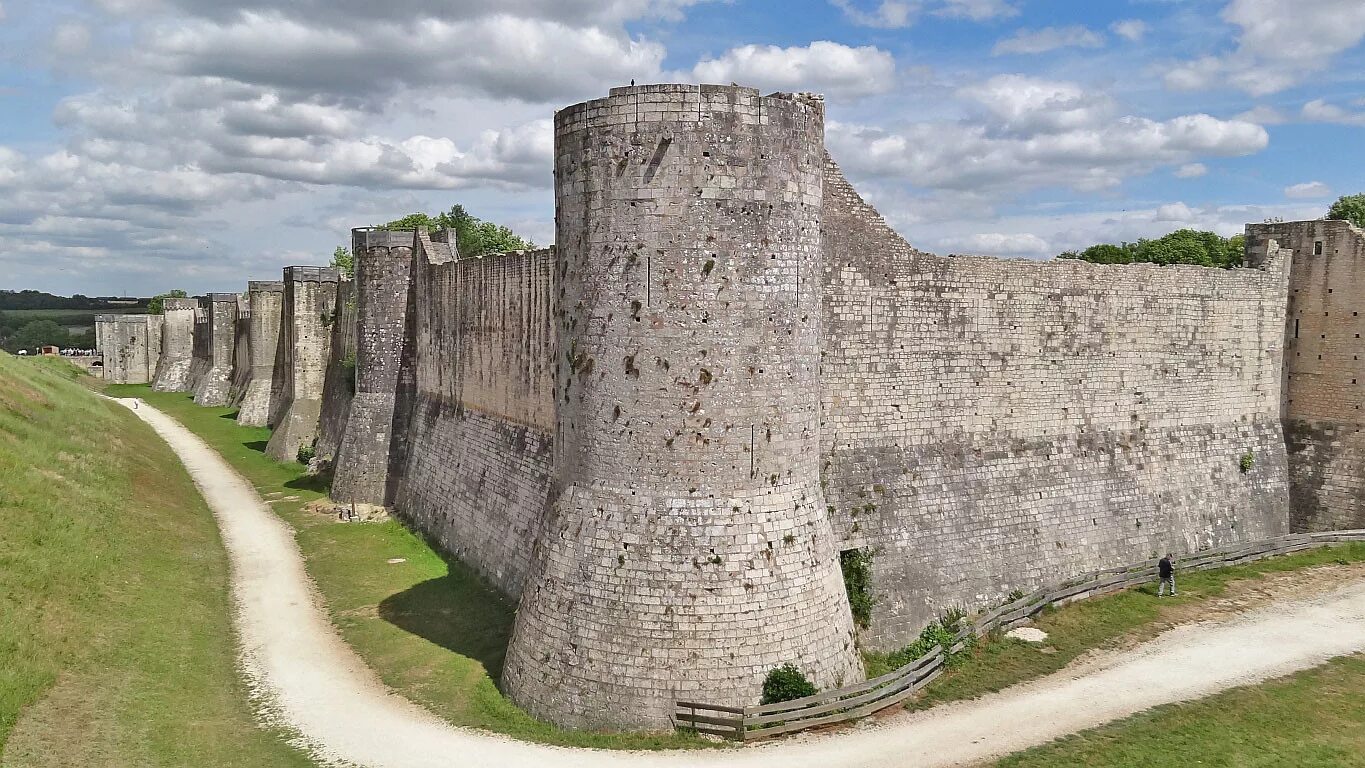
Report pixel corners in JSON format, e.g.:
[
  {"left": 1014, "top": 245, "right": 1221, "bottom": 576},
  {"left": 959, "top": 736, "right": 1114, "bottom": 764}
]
[{"left": 1158, "top": 553, "right": 1177, "bottom": 597}]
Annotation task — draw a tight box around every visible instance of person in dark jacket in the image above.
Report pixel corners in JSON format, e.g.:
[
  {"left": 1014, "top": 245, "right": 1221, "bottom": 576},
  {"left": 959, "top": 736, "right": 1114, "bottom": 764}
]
[{"left": 1158, "top": 553, "right": 1177, "bottom": 597}]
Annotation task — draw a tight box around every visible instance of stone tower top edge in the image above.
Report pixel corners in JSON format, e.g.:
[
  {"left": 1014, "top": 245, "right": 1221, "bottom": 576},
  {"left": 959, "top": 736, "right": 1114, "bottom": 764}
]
[
  {"left": 559, "top": 83, "right": 825, "bottom": 126},
  {"left": 247, "top": 280, "right": 285, "bottom": 292},
  {"left": 208, "top": 292, "right": 240, "bottom": 302},
  {"left": 352, "top": 228, "right": 415, "bottom": 249},
  {"left": 162, "top": 297, "right": 198, "bottom": 311},
  {"left": 283, "top": 265, "right": 340, "bottom": 283}
]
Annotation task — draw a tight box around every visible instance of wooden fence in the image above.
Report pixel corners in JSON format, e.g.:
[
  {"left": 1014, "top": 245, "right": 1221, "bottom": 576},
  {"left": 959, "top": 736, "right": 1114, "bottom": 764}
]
[{"left": 675, "top": 529, "right": 1365, "bottom": 741}]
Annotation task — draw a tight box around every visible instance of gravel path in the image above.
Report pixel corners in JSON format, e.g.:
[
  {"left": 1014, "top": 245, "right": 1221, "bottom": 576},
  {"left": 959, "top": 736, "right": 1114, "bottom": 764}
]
[{"left": 118, "top": 397, "right": 1365, "bottom": 768}]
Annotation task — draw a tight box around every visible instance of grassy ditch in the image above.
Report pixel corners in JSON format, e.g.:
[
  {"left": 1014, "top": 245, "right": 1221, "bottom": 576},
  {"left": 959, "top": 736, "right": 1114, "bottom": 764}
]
[
  {"left": 103, "top": 384, "right": 714, "bottom": 751},
  {"left": 866, "top": 542, "right": 1365, "bottom": 711},
  {"left": 0, "top": 354, "right": 310, "bottom": 766},
  {"left": 998, "top": 654, "right": 1365, "bottom": 767}
]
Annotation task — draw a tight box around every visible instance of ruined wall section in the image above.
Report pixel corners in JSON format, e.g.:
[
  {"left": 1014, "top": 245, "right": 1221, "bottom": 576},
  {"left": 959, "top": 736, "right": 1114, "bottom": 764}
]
[
  {"left": 822, "top": 157, "right": 1292, "bottom": 651},
  {"left": 316, "top": 278, "right": 357, "bottom": 463},
  {"left": 332, "top": 229, "right": 415, "bottom": 506},
  {"left": 504, "top": 85, "right": 862, "bottom": 731},
  {"left": 266, "top": 267, "right": 339, "bottom": 462},
  {"left": 152, "top": 298, "right": 197, "bottom": 391},
  {"left": 1252, "top": 219, "right": 1365, "bottom": 532},
  {"left": 395, "top": 232, "right": 555, "bottom": 597},
  {"left": 193, "top": 293, "right": 239, "bottom": 406},
  {"left": 237, "top": 282, "right": 284, "bottom": 426}
]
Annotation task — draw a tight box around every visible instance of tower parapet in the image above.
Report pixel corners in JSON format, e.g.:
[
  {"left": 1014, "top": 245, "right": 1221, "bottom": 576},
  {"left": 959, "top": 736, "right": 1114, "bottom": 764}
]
[{"left": 502, "top": 84, "right": 863, "bottom": 730}]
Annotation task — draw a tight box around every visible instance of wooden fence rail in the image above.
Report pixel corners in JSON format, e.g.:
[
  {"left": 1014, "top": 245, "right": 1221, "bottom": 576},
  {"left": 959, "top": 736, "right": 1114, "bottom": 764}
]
[{"left": 674, "top": 529, "right": 1365, "bottom": 741}]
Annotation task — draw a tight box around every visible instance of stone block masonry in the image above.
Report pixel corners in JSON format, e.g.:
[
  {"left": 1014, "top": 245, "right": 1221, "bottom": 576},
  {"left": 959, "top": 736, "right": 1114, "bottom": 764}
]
[
  {"left": 820, "top": 157, "right": 1291, "bottom": 650},
  {"left": 394, "top": 231, "right": 555, "bottom": 598},
  {"left": 193, "top": 293, "right": 240, "bottom": 406},
  {"left": 502, "top": 85, "right": 863, "bottom": 730},
  {"left": 96, "top": 314, "right": 163, "bottom": 384},
  {"left": 266, "top": 267, "right": 340, "bottom": 463},
  {"left": 228, "top": 294, "right": 252, "bottom": 406},
  {"left": 316, "top": 278, "right": 357, "bottom": 463},
  {"left": 1252, "top": 220, "right": 1365, "bottom": 532},
  {"left": 152, "top": 297, "right": 198, "bottom": 391},
  {"left": 186, "top": 303, "right": 211, "bottom": 394},
  {"left": 332, "top": 228, "right": 415, "bottom": 507},
  {"left": 237, "top": 281, "right": 284, "bottom": 427}
]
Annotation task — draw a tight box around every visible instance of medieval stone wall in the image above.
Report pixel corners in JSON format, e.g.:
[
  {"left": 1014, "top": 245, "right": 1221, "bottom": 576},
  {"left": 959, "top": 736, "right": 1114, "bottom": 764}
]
[
  {"left": 1252, "top": 220, "right": 1365, "bottom": 532},
  {"left": 316, "top": 278, "right": 357, "bottom": 463},
  {"left": 503, "top": 85, "right": 862, "bottom": 730},
  {"left": 333, "top": 229, "right": 416, "bottom": 506},
  {"left": 193, "top": 293, "right": 239, "bottom": 406},
  {"left": 266, "top": 267, "right": 340, "bottom": 462},
  {"left": 228, "top": 294, "right": 252, "bottom": 406},
  {"left": 395, "top": 232, "right": 555, "bottom": 598},
  {"left": 97, "top": 314, "right": 163, "bottom": 384},
  {"left": 152, "top": 298, "right": 197, "bottom": 391},
  {"left": 237, "top": 281, "right": 284, "bottom": 427},
  {"left": 187, "top": 303, "right": 210, "bottom": 394},
  {"left": 821, "top": 158, "right": 1292, "bottom": 650}
]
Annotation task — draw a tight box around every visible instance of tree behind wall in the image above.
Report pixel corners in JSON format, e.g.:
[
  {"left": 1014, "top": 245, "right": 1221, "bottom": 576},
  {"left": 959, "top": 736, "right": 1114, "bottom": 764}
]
[
  {"left": 381, "top": 205, "right": 535, "bottom": 257},
  {"left": 1328, "top": 194, "right": 1365, "bottom": 229},
  {"left": 148, "top": 289, "right": 188, "bottom": 314},
  {"left": 1058, "top": 229, "right": 1245, "bottom": 269}
]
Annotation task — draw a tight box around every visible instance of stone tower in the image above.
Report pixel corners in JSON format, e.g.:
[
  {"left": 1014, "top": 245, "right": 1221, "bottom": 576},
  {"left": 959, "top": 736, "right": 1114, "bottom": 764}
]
[
  {"left": 152, "top": 297, "right": 198, "bottom": 392},
  {"left": 503, "top": 84, "right": 862, "bottom": 730},
  {"left": 332, "top": 228, "right": 415, "bottom": 507},
  {"left": 266, "top": 266, "right": 340, "bottom": 462},
  {"left": 193, "top": 293, "right": 240, "bottom": 406},
  {"left": 237, "top": 281, "right": 285, "bottom": 427}
]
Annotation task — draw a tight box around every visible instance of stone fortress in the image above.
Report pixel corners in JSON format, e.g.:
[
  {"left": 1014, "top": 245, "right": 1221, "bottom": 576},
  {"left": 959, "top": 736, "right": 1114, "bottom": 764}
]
[{"left": 96, "top": 83, "right": 1365, "bottom": 731}]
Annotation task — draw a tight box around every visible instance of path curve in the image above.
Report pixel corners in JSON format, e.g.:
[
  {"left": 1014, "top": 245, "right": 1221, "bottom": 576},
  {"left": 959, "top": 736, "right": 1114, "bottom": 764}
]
[{"left": 116, "top": 398, "right": 1365, "bottom": 768}]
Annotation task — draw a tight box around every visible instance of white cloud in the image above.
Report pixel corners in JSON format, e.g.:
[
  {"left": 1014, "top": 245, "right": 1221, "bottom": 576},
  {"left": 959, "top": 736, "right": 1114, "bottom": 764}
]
[
  {"left": 960, "top": 75, "right": 1112, "bottom": 132},
  {"left": 829, "top": 0, "right": 914, "bottom": 28},
  {"left": 1155, "top": 201, "right": 1197, "bottom": 222},
  {"left": 1175, "top": 163, "right": 1207, "bottom": 178},
  {"left": 940, "top": 232, "right": 1050, "bottom": 257},
  {"left": 1110, "top": 19, "right": 1147, "bottom": 42},
  {"left": 934, "top": 0, "right": 1017, "bottom": 20},
  {"left": 992, "top": 25, "right": 1103, "bottom": 56},
  {"left": 1285, "top": 181, "right": 1332, "bottom": 199},
  {"left": 51, "top": 22, "right": 93, "bottom": 56},
  {"left": 1234, "top": 105, "right": 1289, "bottom": 124},
  {"left": 690, "top": 41, "right": 895, "bottom": 98},
  {"left": 1166, "top": 0, "right": 1365, "bottom": 95},
  {"left": 1302, "top": 98, "right": 1365, "bottom": 126}
]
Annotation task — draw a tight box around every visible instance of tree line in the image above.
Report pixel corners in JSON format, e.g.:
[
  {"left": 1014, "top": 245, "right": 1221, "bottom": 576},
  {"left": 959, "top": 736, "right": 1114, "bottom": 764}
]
[{"left": 330, "top": 205, "right": 535, "bottom": 277}]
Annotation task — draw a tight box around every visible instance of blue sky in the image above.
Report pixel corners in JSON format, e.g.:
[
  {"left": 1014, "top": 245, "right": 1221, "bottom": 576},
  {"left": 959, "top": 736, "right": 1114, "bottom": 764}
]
[{"left": 0, "top": 0, "right": 1362, "bottom": 296}]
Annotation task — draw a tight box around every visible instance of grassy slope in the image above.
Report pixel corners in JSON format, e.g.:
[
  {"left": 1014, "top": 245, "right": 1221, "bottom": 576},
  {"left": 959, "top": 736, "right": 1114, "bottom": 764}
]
[
  {"left": 998, "top": 654, "right": 1365, "bottom": 767},
  {"left": 0, "top": 355, "right": 309, "bottom": 766},
  {"left": 882, "top": 542, "right": 1365, "bottom": 711},
  {"left": 105, "top": 385, "right": 712, "bottom": 751}
]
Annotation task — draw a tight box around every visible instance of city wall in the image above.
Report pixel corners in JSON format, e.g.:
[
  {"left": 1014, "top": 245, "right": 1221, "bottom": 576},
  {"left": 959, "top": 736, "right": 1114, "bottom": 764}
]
[
  {"left": 820, "top": 158, "right": 1292, "bottom": 649},
  {"left": 228, "top": 294, "right": 252, "bottom": 406},
  {"left": 316, "top": 278, "right": 357, "bottom": 463},
  {"left": 96, "top": 314, "right": 163, "bottom": 384},
  {"left": 391, "top": 232, "right": 555, "bottom": 597},
  {"left": 1252, "top": 220, "right": 1365, "bottom": 532},
  {"left": 237, "top": 281, "right": 284, "bottom": 427},
  {"left": 192, "top": 293, "right": 239, "bottom": 406},
  {"left": 265, "top": 267, "right": 339, "bottom": 462}
]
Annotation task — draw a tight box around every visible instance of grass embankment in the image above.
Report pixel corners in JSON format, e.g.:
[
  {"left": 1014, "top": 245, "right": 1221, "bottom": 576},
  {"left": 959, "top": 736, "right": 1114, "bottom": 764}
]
[
  {"left": 868, "top": 542, "right": 1365, "bottom": 712},
  {"left": 0, "top": 355, "right": 309, "bottom": 766},
  {"left": 104, "top": 384, "right": 713, "bottom": 750},
  {"left": 998, "top": 654, "right": 1365, "bottom": 767}
]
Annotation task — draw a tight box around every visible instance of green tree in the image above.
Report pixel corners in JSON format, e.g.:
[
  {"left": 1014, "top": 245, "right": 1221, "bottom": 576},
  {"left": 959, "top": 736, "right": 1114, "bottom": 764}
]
[
  {"left": 1060, "top": 229, "right": 1244, "bottom": 269},
  {"left": 7, "top": 319, "right": 70, "bottom": 352},
  {"left": 1328, "top": 194, "right": 1365, "bottom": 229},
  {"left": 381, "top": 205, "right": 534, "bottom": 257},
  {"left": 331, "top": 246, "right": 354, "bottom": 278},
  {"left": 148, "top": 289, "right": 188, "bottom": 314}
]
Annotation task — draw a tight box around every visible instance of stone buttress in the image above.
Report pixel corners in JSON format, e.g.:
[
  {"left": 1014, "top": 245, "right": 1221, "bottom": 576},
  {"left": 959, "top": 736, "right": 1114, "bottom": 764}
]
[
  {"left": 266, "top": 266, "right": 340, "bottom": 462},
  {"left": 193, "top": 293, "right": 240, "bottom": 406},
  {"left": 502, "top": 84, "right": 863, "bottom": 730},
  {"left": 237, "top": 281, "right": 285, "bottom": 427},
  {"left": 152, "top": 297, "right": 198, "bottom": 391},
  {"left": 332, "top": 228, "right": 415, "bottom": 506}
]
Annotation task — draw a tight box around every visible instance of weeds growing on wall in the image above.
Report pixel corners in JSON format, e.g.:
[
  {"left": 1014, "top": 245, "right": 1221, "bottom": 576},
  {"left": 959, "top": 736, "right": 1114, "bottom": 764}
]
[
  {"left": 840, "top": 549, "right": 875, "bottom": 629},
  {"left": 1240, "top": 451, "right": 1255, "bottom": 473},
  {"left": 760, "top": 664, "right": 818, "bottom": 705},
  {"left": 864, "top": 610, "right": 974, "bottom": 676}
]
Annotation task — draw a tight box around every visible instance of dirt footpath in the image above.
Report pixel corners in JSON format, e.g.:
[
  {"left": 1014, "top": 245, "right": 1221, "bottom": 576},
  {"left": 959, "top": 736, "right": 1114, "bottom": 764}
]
[{"left": 117, "top": 397, "right": 1365, "bottom": 768}]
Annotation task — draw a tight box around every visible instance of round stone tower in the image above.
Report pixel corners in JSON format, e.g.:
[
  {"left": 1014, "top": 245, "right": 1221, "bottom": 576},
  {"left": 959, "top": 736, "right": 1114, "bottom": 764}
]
[{"left": 503, "top": 84, "right": 862, "bottom": 730}]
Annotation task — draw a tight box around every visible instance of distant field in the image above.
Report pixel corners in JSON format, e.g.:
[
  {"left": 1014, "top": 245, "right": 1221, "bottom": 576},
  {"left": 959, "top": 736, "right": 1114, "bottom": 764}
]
[{"left": 2, "top": 308, "right": 145, "bottom": 337}]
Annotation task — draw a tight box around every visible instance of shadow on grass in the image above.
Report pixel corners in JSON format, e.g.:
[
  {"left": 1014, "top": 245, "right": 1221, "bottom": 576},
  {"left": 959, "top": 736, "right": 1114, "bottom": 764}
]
[
  {"left": 378, "top": 570, "right": 516, "bottom": 682},
  {"left": 218, "top": 412, "right": 241, "bottom": 420},
  {"left": 284, "top": 474, "right": 331, "bottom": 494},
  {"left": 244, "top": 440, "right": 270, "bottom": 453}
]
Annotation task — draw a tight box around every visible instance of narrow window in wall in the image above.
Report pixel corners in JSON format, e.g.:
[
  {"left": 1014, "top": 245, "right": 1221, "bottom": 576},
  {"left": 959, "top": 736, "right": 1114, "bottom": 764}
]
[
  {"left": 1294, "top": 318, "right": 1300, "bottom": 339},
  {"left": 1315, "top": 241, "right": 1324, "bottom": 256}
]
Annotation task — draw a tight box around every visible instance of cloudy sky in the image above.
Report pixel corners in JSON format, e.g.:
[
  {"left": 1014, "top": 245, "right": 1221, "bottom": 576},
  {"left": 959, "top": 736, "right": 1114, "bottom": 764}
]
[{"left": 1, "top": 0, "right": 1362, "bottom": 296}]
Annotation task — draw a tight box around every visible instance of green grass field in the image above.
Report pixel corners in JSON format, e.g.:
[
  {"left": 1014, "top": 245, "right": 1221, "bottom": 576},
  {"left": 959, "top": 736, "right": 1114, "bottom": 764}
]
[
  {"left": 0, "top": 354, "right": 310, "bottom": 766},
  {"left": 997, "top": 654, "right": 1365, "bottom": 767},
  {"left": 103, "top": 384, "right": 715, "bottom": 751}
]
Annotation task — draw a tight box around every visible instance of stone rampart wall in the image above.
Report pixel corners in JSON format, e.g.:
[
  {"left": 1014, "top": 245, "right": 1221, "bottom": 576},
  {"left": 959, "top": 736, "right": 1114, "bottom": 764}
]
[
  {"left": 821, "top": 157, "right": 1292, "bottom": 650},
  {"left": 152, "top": 298, "right": 197, "bottom": 391}
]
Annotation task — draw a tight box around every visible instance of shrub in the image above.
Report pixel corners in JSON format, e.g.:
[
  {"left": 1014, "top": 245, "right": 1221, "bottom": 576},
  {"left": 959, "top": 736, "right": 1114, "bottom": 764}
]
[
  {"left": 1240, "top": 451, "right": 1255, "bottom": 473},
  {"left": 840, "top": 549, "right": 875, "bottom": 628},
  {"left": 882, "top": 610, "right": 970, "bottom": 670},
  {"left": 760, "top": 663, "right": 817, "bottom": 705},
  {"left": 296, "top": 442, "right": 317, "bottom": 465}
]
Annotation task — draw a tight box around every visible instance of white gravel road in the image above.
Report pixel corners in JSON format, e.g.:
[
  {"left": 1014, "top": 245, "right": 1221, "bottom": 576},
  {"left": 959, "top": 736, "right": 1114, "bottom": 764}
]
[{"left": 118, "top": 397, "right": 1365, "bottom": 768}]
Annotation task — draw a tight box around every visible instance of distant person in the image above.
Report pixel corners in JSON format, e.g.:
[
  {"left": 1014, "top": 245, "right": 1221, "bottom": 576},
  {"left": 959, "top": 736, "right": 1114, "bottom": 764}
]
[{"left": 1158, "top": 553, "right": 1177, "bottom": 597}]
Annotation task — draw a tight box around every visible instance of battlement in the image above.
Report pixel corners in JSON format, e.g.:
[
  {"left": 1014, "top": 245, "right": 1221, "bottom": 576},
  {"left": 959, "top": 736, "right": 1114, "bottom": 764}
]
[
  {"left": 352, "top": 227, "right": 414, "bottom": 250},
  {"left": 247, "top": 280, "right": 285, "bottom": 293},
  {"left": 283, "top": 266, "right": 340, "bottom": 283},
  {"left": 162, "top": 297, "right": 198, "bottom": 312}
]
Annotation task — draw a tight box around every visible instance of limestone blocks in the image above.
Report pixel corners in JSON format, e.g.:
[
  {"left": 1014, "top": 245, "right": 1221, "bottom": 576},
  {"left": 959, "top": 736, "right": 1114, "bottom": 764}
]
[
  {"left": 502, "top": 84, "right": 863, "bottom": 730},
  {"left": 265, "top": 267, "right": 340, "bottom": 462},
  {"left": 237, "top": 281, "right": 285, "bottom": 427},
  {"left": 193, "top": 293, "right": 241, "bottom": 406},
  {"left": 97, "top": 314, "right": 163, "bottom": 384},
  {"left": 152, "top": 297, "right": 198, "bottom": 392}
]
